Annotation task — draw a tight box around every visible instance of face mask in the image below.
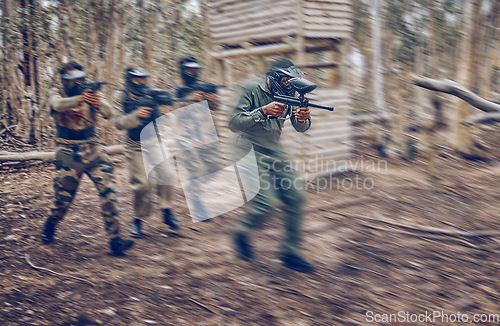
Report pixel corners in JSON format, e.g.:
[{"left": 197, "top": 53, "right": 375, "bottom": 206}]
[
  {"left": 61, "top": 70, "right": 86, "bottom": 96},
  {"left": 181, "top": 70, "right": 199, "bottom": 86},
  {"left": 126, "top": 79, "right": 149, "bottom": 97},
  {"left": 269, "top": 74, "right": 295, "bottom": 97},
  {"left": 63, "top": 81, "right": 84, "bottom": 97},
  {"left": 268, "top": 65, "right": 304, "bottom": 96}
]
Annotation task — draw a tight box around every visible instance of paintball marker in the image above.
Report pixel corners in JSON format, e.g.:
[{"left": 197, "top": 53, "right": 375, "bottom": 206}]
[
  {"left": 146, "top": 88, "right": 174, "bottom": 106},
  {"left": 176, "top": 82, "right": 227, "bottom": 99},
  {"left": 273, "top": 78, "right": 334, "bottom": 111},
  {"left": 146, "top": 88, "right": 197, "bottom": 105},
  {"left": 80, "top": 81, "right": 107, "bottom": 92}
]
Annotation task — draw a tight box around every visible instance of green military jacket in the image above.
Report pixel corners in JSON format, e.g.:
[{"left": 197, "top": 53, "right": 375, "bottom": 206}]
[{"left": 229, "top": 77, "right": 311, "bottom": 151}]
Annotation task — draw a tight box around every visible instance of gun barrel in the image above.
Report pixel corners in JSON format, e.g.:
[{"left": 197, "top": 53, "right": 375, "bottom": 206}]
[
  {"left": 308, "top": 102, "right": 334, "bottom": 111},
  {"left": 274, "top": 95, "right": 334, "bottom": 111}
]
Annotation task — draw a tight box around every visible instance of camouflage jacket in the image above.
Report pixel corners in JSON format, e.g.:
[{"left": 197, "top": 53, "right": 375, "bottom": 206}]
[{"left": 48, "top": 87, "right": 113, "bottom": 145}]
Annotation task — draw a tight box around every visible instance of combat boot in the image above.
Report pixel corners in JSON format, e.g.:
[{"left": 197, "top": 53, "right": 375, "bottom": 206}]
[
  {"left": 233, "top": 231, "right": 253, "bottom": 261},
  {"left": 41, "top": 218, "right": 57, "bottom": 244},
  {"left": 109, "top": 237, "right": 134, "bottom": 256},
  {"left": 163, "top": 209, "right": 181, "bottom": 230},
  {"left": 130, "top": 218, "right": 144, "bottom": 238},
  {"left": 280, "top": 253, "right": 315, "bottom": 273}
]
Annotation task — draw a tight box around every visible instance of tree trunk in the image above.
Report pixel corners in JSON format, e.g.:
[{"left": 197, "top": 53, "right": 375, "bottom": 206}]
[
  {"left": 392, "top": 69, "right": 411, "bottom": 159},
  {"left": 368, "top": 0, "right": 390, "bottom": 157},
  {"left": 423, "top": 0, "right": 443, "bottom": 192},
  {"left": 370, "top": 0, "right": 385, "bottom": 114},
  {"left": 61, "top": 0, "right": 77, "bottom": 60},
  {"left": 0, "top": 0, "right": 7, "bottom": 128},
  {"left": 140, "top": 0, "right": 153, "bottom": 72},
  {"left": 454, "top": 0, "right": 481, "bottom": 156}
]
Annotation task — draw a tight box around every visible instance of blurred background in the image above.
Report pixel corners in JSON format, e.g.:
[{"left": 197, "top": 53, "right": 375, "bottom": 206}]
[{"left": 1, "top": 1, "right": 500, "bottom": 325}]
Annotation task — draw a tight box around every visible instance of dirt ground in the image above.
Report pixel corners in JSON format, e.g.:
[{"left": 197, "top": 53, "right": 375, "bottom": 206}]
[{"left": 1, "top": 139, "right": 500, "bottom": 326}]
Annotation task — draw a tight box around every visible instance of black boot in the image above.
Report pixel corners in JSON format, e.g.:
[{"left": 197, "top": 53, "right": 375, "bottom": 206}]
[
  {"left": 130, "top": 218, "right": 144, "bottom": 238},
  {"left": 41, "top": 218, "right": 57, "bottom": 244},
  {"left": 233, "top": 231, "right": 253, "bottom": 261},
  {"left": 109, "top": 237, "right": 134, "bottom": 256},
  {"left": 280, "top": 253, "right": 315, "bottom": 273},
  {"left": 163, "top": 209, "right": 181, "bottom": 230}
]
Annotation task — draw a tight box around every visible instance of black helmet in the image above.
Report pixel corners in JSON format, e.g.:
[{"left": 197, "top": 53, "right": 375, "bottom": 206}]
[
  {"left": 267, "top": 59, "right": 304, "bottom": 96},
  {"left": 59, "top": 62, "right": 86, "bottom": 96},
  {"left": 125, "top": 67, "right": 150, "bottom": 96},
  {"left": 179, "top": 56, "right": 201, "bottom": 86}
]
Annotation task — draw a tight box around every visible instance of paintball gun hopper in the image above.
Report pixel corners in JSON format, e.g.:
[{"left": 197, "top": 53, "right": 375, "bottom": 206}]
[
  {"left": 273, "top": 77, "right": 334, "bottom": 111},
  {"left": 289, "top": 77, "right": 316, "bottom": 94}
]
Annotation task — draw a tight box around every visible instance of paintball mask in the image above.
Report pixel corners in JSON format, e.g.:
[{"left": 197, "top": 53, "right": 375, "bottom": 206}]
[
  {"left": 268, "top": 60, "right": 304, "bottom": 97},
  {"left": 179, "top": 56, "right": 201, "bottom": 86},
  {"left": 125, "top": 67, "right": 150, "bottom": 96},
  {"left": 61, "top": 70, "right": 87, "bottom": 97}
]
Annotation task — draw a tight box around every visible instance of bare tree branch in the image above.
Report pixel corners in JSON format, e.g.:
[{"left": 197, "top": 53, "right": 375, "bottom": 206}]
[{"left": 412, "top": 75, "right": 500, "bottom": 113}]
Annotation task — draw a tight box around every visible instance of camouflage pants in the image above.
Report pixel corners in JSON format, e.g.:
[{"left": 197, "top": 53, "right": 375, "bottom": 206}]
[{"left": 48, "top": 143, "right": 121, "bottom": 238}]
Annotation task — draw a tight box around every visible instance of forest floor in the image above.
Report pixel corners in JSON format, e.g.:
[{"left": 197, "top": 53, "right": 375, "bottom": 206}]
[{"left": 1, "top": 137, "right": 500, "bottom": 326}]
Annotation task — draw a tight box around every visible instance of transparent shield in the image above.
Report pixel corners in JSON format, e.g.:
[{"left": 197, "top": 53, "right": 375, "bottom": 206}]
[{"left": 140, "top": 101, "right": 260, "bottom": 222}]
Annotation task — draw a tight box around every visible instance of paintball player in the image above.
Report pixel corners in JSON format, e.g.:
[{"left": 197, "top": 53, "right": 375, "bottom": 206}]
[
  {"left": 228, "top": 59, "right": 314, "bottom": 273},
  {"left": 174, "top": 57, "right": 224, "bottom": 221},
  {"left": 40, "top": 61, "right": 134, "bottom": 256},
  {"left": 113, "top": 67, "right": 180, "bottom": 238},
  {"left": 176, "top": 56, "right": 220, "bottom": 111}
]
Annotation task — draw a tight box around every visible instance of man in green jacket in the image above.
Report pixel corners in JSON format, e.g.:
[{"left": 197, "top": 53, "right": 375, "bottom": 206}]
[{"left": 228, "top": 59, "right": 314, "bottom": 273}]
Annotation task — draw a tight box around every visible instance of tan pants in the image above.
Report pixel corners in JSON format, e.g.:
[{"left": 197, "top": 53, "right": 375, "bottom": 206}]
[{"left": 125, "top": 147, "right": 175, "bottom": 219}]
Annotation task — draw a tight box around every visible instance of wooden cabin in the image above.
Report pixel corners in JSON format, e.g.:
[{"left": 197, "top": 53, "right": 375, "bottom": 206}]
[{"left": 207, "top": 0, "right": 353, "bottom": 179}]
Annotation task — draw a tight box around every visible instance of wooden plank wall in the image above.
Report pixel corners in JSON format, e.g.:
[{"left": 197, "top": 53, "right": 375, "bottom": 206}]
[
  {"left": 208, "top": 0, "right": 299, "bottom": 45},
  {"left": 280, "top": 88, "right": 352, "bottom": 179},
  {"left": 208, "top": 0, "right": 353, "bottom": 45},
  {"left": 302, "top": 0, "right": 352, "bottom": 40}
]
